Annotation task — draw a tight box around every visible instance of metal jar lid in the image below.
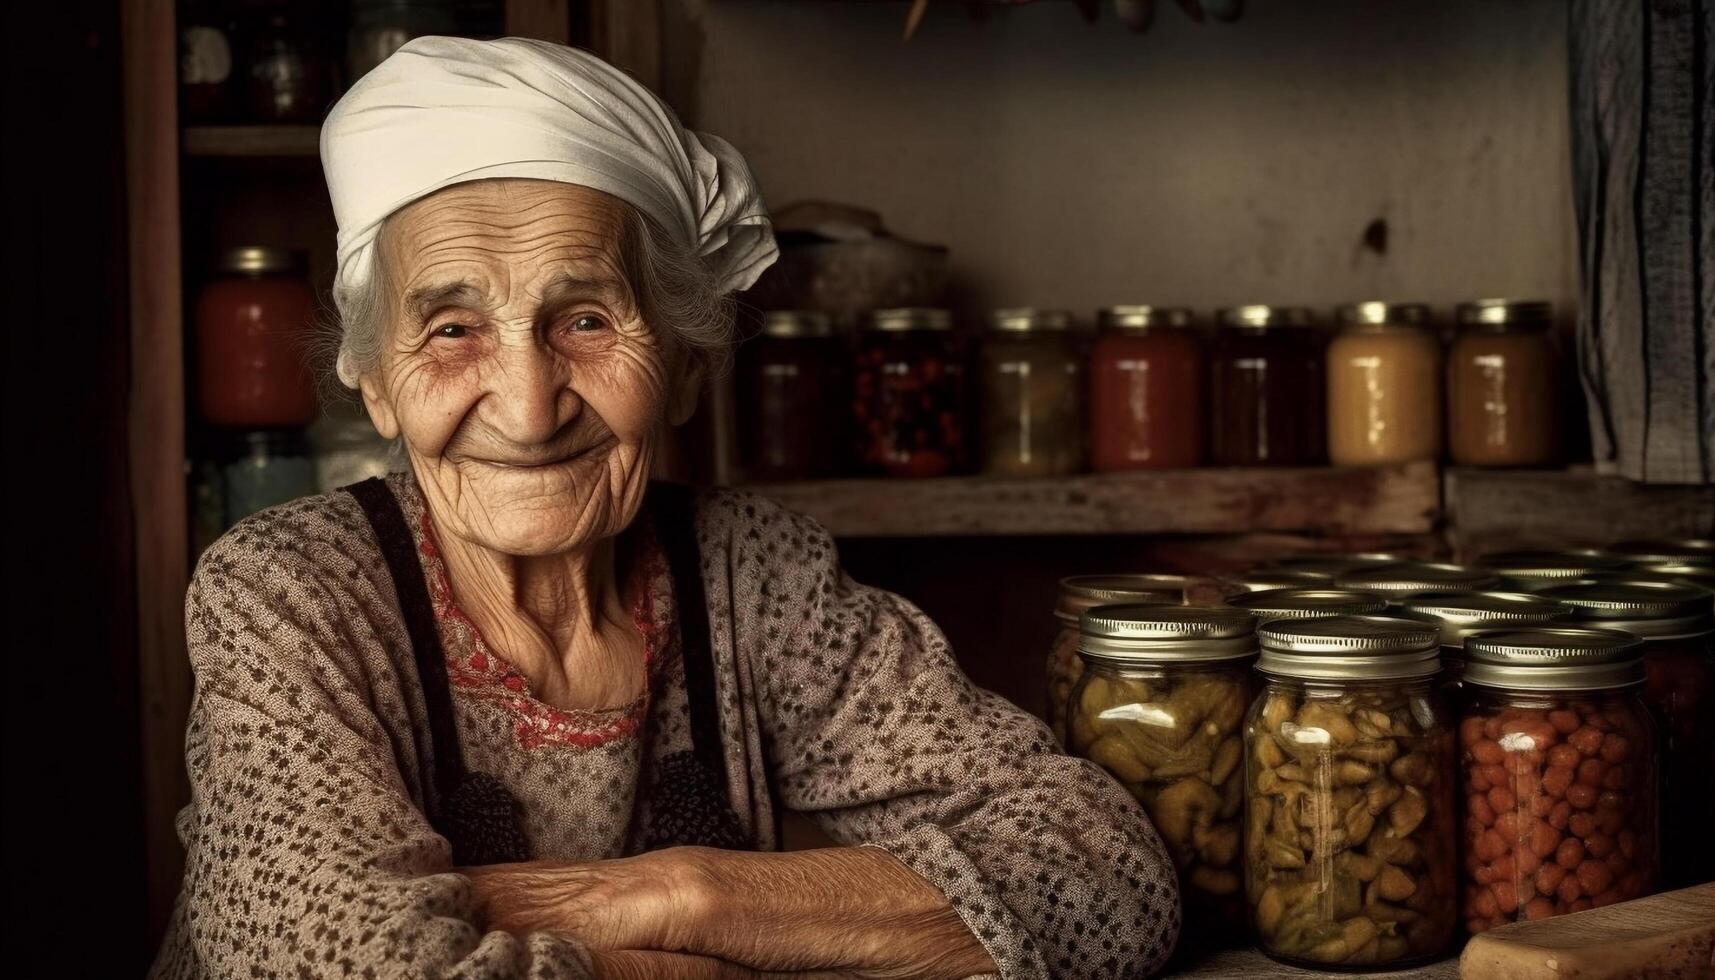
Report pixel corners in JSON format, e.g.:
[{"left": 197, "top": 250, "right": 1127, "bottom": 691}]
[
  {"left": 1479, "top": 549, "right": 1630, "bottom": 586},
  {"left": 989, "top": 308, "right": 1072, "bottom": 332},
  {"left": 1266, "top": 552, "right": 1408, "bottom": 578},
  {"left": 1606, "top": 539, "right": 1715, "bottom": 565},
  {"left": 1218, "top": 304, "right": 1316, "bottom": 330},
  {"left": 1097, "top": 305, "right": 1196, "bottom": 330},
  {"left": 760, "top": 309, "right": 834, "bottom": 338},
  {"left": 1336, "top": 561, "right": 1500, "bottom": 596},
  {"left": 1055, "top": 574, "right": 1188, "bottom": 624},
  {"left": 1078, "top": 604, "right": 1257, "bottom": 663},
  {"left": 1456, "top": 298, "right": 1552, "bottom": 329},
  {"left": 1537, "top": 579, "right": 1715, "bottom": 639},
  {"left": 1624, "top": 563, "right": 1715, "bottom": 591},
  {"left": 1335, "top": 301, "right": 1431, "bottom": 329},
  {"left": 1463, "top": 627, "right": 1645, "bottom": 691},
  {"left": 1396, "top": 591, "right": 1572, "bottom": 648},
  {"left": 1222, "top": 569, "right": 1334, "bottom": 593},
  {"left": 868, "top": 307, "right": 953, "bottom": 332},
  {"left": 217, "top": 245, "right": 305, "bottom": 276},
  {"left": 1227, "top": 588, "right": 1389, "bottom": 624},
  {"left": 1257, "top": 615, "right": 1442, "bottom": 680}
]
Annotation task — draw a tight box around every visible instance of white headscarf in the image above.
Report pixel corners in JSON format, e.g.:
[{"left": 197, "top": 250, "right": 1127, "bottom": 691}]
[{"left": 321, "top": 36, "right": 777, "bottom": 384}]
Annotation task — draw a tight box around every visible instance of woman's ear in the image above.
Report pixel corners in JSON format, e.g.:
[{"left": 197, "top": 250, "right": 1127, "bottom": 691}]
[
  {"left": 358, "top": 373, "right": 401, "bottom": 439},
  {"left": 667, "top": 352, "right": 705, "bottom": 426}
]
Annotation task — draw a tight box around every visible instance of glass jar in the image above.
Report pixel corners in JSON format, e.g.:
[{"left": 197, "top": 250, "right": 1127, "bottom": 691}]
[
  {"left": 1244, "top": 616, "right": 1457, "bottom": 968},
  {"left": 1046, "top": 575, "right": 1189, "bottom": 746},
  {"left": 979, "top": 309, "right": 1083, "bottom": 477},
  {"left": 242, "top": 4, "right": 330, "bottom": 124},
  {"left": 1226, "top": 588, "right": 1388, "bottom": 625},
  {"left": 852, "top": 308, "right": 967, "bottom": 478},
  {"left": 348, "top": 0, "right": 459, "bottom": 85},
  {"left": 1538, "top": 580, "right": 1714, "bottom": 888},
  {"left": 1327, "top": 302, "right": 1442, "bottom": 466},
  {"left": 738, "top": 311, "right": 843, "bottom": 481},
  {"left": 1210, "top": 305, "right": 1325, "bottom": 466},
  {"left": 1068, "top": 605, "right": 1257, "bottom": 939},
  {"left": 1458, "top": 628, "right": 1659, "bottom": 932},
  {"left": 222, "top": 429, "right": 319, "bottom": 523},
  {"left": 1222, "top": 569, "right": 1334, "bottom": 594},
  {"left": 1088, "top": 306, "right": 1203, "bottom": 471},
  {"left": 1335, "top": 561, "right": 1499, "bottom": 601},
  {"left": 1396, "top": 591, "right": 1571, "bottom": 695},
  {"left": 1447, "top": 300, "right": 1558, "bottom": 467},
  {"left": 1477, "top": 550, "right": 1629, "bottom": 591},
  {"left": 179, "top": 0, "right": 234, "bottom": 124},
  {"left": 196, "top": 247, "right": 318, "bottom": 428}
]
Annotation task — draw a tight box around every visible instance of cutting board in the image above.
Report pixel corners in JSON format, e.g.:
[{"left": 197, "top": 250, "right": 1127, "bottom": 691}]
[{"left": 1460, "top": 882, "right": 1715, "bottom": 979}]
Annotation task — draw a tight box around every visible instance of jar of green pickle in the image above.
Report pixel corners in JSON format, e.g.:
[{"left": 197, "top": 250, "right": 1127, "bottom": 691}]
[
  {"left": 979, "top": 308, "right": 1084, "bottom": 477},
  {"left": 1067, "top": 605, "right": 1257, "bottom": 937},
  {"left": 1244, "top": 616, "right": 1457, "bottom": 968},
  {"left": 1046, "top": 575, "right": 1189, "bottom": 746}
]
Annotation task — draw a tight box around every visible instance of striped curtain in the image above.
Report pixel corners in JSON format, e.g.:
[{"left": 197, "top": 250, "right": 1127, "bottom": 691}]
[{"left": 1571, "top": 0, "right": 1714, "bottom": 484}]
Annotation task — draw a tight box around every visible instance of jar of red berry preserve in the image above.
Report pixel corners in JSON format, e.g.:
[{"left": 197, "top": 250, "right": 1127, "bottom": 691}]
[{"left": 852, "top": 308, "right": 968, "bottom": 477}]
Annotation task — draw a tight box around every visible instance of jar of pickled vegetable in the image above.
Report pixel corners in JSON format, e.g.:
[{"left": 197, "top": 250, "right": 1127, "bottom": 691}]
[
  {"left": 979, "top": 309, "right": 1083, "bottom": 477},
  {"left": 1046, "top": 575, "right": 1190, "bottom": 746},
  {"left": 1477, "top": 550, "right": 1629, "bottom": 591},
  {"left": 738, "top": 310, "right": 843, "bottom": 481},
  {"left": 1088, "top": 306, "right": 1203, "bottom": 471},
  {"left": 852, "top": 308, "right": 967, "bottom": 477},
  {"left": 1226, "top": 588, "right": 1388, "bottom": 625},
  {"left": 1327, "top": 302, "right": 1442, "bottom": 466},
  {"left": 1335, "top": 561, "right": 1499, "bottom": 601},
  {"left": 1068, "top": 605, "right": 1257, "bottom": 938},
  {"left": 1447, "top": 300, "right": 1558, "bottom": 467},
  {"left": 1245, "top": 616, "right": 1456, "bottom": 968},
  {"left": 1396, "top": 591, "right": 1571, "bottom": 696},
  {"left": 1458, "top": 628, "right": 1659, "bottom": 931},
  {"left": 1210, "top": 305, "right": 1325, "bottom": 466},
  {"left": 1538, "top": 580, "right": 1713, "bottom": 888}
]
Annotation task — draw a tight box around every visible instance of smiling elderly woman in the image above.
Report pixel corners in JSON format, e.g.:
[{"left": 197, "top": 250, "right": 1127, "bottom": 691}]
[{"left": 150, "top": 38, "right": 1178, "bottom": 980}]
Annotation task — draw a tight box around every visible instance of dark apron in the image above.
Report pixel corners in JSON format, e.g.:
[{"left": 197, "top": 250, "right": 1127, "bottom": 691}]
[{"left": 344, "top": 478, "right": 751, "bottom": 865}]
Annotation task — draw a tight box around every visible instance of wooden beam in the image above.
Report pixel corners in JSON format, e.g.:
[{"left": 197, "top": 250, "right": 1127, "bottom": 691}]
[
  {"left": 591, "top": 0, "right": 664, "bottom": 93},
  {"left": 183, "top": 125, "right": 320, "bottom": 158},
  {"left": 122, "top": 0, "right": 190, "bottom": 943},
  {"left": 506, "top": 0, "right": 572, "bottom": 44},
  {"left": 1445, "top": 466, "right": 1715, "bottom": 556}
]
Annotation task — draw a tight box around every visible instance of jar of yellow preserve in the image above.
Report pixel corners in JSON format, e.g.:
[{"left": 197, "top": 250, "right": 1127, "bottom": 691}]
[{"left": 1327, "top": 302, "right": 1441, "bottom": 466}]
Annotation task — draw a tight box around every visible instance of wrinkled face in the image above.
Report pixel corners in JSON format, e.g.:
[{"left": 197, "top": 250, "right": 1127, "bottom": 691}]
[{"left": 360, "top": 179, "right": 697, "bottom": 557}]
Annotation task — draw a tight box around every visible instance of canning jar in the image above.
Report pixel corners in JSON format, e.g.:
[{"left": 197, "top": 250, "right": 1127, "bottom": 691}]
[
  {"left": 1477, "top": 550, "right": 1629, "bottom": 591},
  {"left": 1210, "top": 306, "right": 1325, "bottom": 466},
  {"left": 1396, "top": 591, "right": 1570, "bottom": 695},
  {"left": 852, "top": 308, "right": 967, "bottom": 477},
  {"left": 1244, "top": 616, "right": 1457, "bottom": 968},
  {"left": 1068, "top": 605, "right": 1256, "bottom": 937},
  {"left": 1447, "top": 300, "right": 1558, "bottom": 467},
  {"left": 1458, "top": 628, "right": 1659, "bottom": 932},
  {"left": 1088, "top": 306, "right": 1203, "bottom": 471},
  {"left": 1335, "top": 561, "right": 1499, "bottom": 601},
  {"left": 1226, "top": 588, "right": 1388, "bottom": 625},
  {"left": 1223, "top": 569, "right": 1334, "bottom": 594},
  {"left": 1046, "top": 575, "right": 1189, "bottom": 746},
  {"left": 1538, "top": 580, "right": 1714, "bottom": 887},
  {"left": 1327, "top": 302, "right": 1442, "bottom": 466},
  {"left": 738, "top": 311, "right": 843, "bottom": 481},
  {"left": 979, "top": 309, "right": 1083, "bottom": 477},
  {"left": 195, "top": 247, "right": 318, "bottom": 428}
]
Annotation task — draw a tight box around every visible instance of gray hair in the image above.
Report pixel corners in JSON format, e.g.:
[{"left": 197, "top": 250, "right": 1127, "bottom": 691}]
[{"left": 329, "top": 202, "right": 735, "bottom": 389}]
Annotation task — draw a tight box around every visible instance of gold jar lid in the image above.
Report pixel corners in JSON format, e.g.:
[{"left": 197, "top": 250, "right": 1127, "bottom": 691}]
[
  {"left": 1097, "top": 305, "right": 1196, "bottom": 331},
  {"left": 1336, "top": 561, "right": 1499, "bottom": 597},
  {"left": 1226, "top": 588, "right": 1389, "bottom": 624},
  {"left": 1456, "top": 298, "right": 1552, "bottom": 330},
  {"left": 1605, "top": 539, "right": 1715, "bottom": 565},
  {"left": 216, "top": 246, "right": 305, "bottom": 275},
  {"left": 1078, "top": 604, "right": 1257, "bottom": 663},
  {"left": 1266, "top": 552, "right": 1407, "bottom": 578},
  {"left": 868, "top": 307, "right": 953, "bottom": 332},
  {"left": 1222, "top": 569, "right": 1334, "bottom": 593},
  {"left": 1622, "top": 562, "right": 1715, "bottom": 590},
  {"left": 1396, "top": 591, "right": 1572, "bottom": 649},
  {"left": 760, "top": 310, "right": 834, "bottom": 338},
  {"left": 1054, "top": 574, "right": 1188, "bottom": 624},
  {"left": 1217, "top": 304, "right": 1315, "bottom": 330},
  {"left": 1256, "top": 615, "right": 1442, "bottom": 680},
  {"left": 1537, "top": 579, "right": 1715, "bottom": 639},
  {"left": 989, "top": 308, "right": 1072, "bottom": 332},
  {"left": 1463, "top": 627, "right": 1644, "bottom": 691},
  {"left": 1334, "top": 301, "right": 1431, "bottom": 329},
  {"left": 1479, "top": 549, "right": 1629, "bottom": 586}
]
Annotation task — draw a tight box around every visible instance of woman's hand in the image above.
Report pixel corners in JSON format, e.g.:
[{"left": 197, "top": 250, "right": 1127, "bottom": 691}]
[{"left": 463, "top": 853, "right": 696, "bottom": 952}]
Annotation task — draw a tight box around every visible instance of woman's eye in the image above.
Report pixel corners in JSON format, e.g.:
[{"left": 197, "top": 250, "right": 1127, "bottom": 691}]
[
  {"left": 570, "top": 314, "right": 607, "bottom": 333},
  {"left": 433, "top": 324, "right": 468, "bottom": 339}
]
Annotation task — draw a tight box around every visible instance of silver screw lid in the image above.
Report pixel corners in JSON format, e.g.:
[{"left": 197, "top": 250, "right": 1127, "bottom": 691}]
[
  {"left": 1622, "top": 563, "right": 1715, "bottom": 591},
  {"left": 1226, "top": 588, "right": 1389, "bottom": 624},
  {"left": 1256, "top": 615, "right": 1442, "bottom": 680},
  {"left": 1463, "top": 627, "right": 1645, "bottom": 691},
  {"left": 989, "top": 307, "right": 1073, "bottom": 332},
  {"left": 1055, "top": 574, "right": 1188, "bottom": 624},
  {"left": 1097, "top": 305, "right": 1196, "bottom": 330},
  {"left": 1336, "top": 561, "right": 1499, "bottom": 596},
  {"left": 868, "top": 307, "right": 952, "bottom": 332},
  {"left": 1078, "top": 604, "right": 1257, "bottom": 663},
  {"left": 1396, "top": 591, "right": 1572, "bottom": 648},
  {"left": 1537, "top": 579, "right": 1715, "bottom": 639},
  {"left": 760, "top": 309, "right": 834, "bottom": 338},
  {"left": 1222, "top": 569, "right": 1335, "bottom": 593},
  {"left": 1479, "top": 549, "right": 1629, "bottom": 586},
  {"left": 1605, "top": 539, "right": 1715, "bottom": 565},
  {"left": 1266, "top": 552, "right": 1408, "bottom": 578}
]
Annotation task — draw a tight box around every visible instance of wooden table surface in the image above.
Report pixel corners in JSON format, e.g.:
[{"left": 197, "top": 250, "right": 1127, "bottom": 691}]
[{"left": 1164, "top": 947, "right": 1458, "bottom": 979}]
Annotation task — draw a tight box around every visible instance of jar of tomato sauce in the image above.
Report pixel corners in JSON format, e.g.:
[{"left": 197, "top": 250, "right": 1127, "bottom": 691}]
[
  {"left": 852, "top": 308, "right": 967, "bottom": 478},
  {"left": 979, "top": 308, "right": 1083, "bottom": 477},
  {"left": 738, "top": 310, "right": 843, "bottom": 481},
  {"left": 1326, "top": 302, "right": 1441, "bottom": 466},
  {"left": 1210, "top": 305, "right": 1325, "bottom": 466},
  {"left": 195, "top": 246, "right": 318, "bottom": 428},
  {"left": 1088, "top": 306, "right": 1203, "bottom": 471},
  {"left": 1447, "top": 300, "right": 1558, "bottom": 467}
]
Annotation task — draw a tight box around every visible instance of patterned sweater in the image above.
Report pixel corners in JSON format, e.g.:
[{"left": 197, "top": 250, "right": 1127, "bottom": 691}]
[{"left": 149, "top": 475, "right": 1179, "bottom": 979}]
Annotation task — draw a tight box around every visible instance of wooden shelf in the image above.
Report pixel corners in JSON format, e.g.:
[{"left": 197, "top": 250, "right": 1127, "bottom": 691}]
[
  {"left": 742, "top": 462, "right": 1440, "bottom": 538},
  {"left": 1445, "top": 466, "right": 1715, "bottom": 553},
  {"left": 184, "top": 125, "right": 320, "bottom": 157}
]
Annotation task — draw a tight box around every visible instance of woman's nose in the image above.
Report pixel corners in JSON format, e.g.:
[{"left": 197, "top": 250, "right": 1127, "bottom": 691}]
[{"left": 481, "top": 342, "right": 578, "bottom": 445}]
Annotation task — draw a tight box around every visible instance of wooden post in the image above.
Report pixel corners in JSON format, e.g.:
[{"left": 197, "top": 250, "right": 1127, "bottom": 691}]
[{"left": 505, "top": 0, "right": 573, "bottom": 44}]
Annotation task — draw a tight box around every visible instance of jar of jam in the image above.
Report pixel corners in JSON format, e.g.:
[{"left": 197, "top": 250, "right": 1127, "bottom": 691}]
[
  {"left": 1088, "top": 306, "right": 1204, "bottom": 471},
  {"left": 1477, "top": 550, "right": 1629, "bottom": 591},
  {"left": 1226, "top": 587, "right": 1388, "bottom": 625},
  {"left": 1045, "top": 574, "right": 1189, "bottom": 746},
  {"left": 738, "top": 310, "right": 843, "bottom": 481},
  {"left": 1244, "top": 616, "right": 1457, "bottom": 968},
  {"left": 979, "top": 309, "right": 1083, "bottom": 477},
  {"left": 1327, "top": 302, "right": 1441, "bottom": 466},
  {"left": 1537, "top": 580, "right": 1714, "bottom": 887},
  {"left": 195, "top": 247, "right": 318, "bottom": 428},
  {"left": 1447, "top": 300, "right": 1558, "bottom": 467},
  {"left": 1396, "top": 591, "right": 1571, "bottom": 695},
  {"left": 1335, "top": 561, "right": 1499, "bottom": 601},
  {"left": 1210, "top": 305, "right": 1325, "bottom": 466},
  {"left": 1068, "top": 605, "right": 1257, "bottom": 941},
  {"left": 1458, "top": 628, "right": 1659, "bottom": 932},
  {"left": 852, "top": 308, "right": 967, "bottom": 477}
]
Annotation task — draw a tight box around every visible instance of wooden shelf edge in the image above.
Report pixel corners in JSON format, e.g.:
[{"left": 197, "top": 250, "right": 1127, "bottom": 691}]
[
  {"left": 1444, "top": 466, "right": 1715, "bottom": 553},
  {"left": 742, "top": 462, "right": 1441, "bottom": 538},
  {"left": 183, "top": 125, "right": 321, "bottom": 158}
]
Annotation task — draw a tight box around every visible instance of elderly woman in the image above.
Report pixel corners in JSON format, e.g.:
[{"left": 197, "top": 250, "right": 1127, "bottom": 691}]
[{"left": 151, "top": 38, "right": 1178, "bottom": 980}]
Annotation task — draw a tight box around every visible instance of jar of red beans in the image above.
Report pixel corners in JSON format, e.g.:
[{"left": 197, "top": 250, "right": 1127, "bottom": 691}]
[
  {"left": 738, "top": 310, "right": 843, "bottom": 481},
  {"left": 1088, "top": 306, "right": 1204, "bottom": 471},
  {"left": 1537, "top": 579, "right": 1714, "bottom": 887},
  {"left": 852, "top": 308, "right": 967, "bottom": 477},
  {"left": 195, "top": 246, "right": 319, "bottom": 428},
  {"left": 1458, "top": 628, "right": 1658, "bottom": 932},
  {"left": 1045, "top": 574, "right": 1189, "bottom": 746},
  {"left": 1210, "top": 305, "right": 1325, "bottom": 466}
]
